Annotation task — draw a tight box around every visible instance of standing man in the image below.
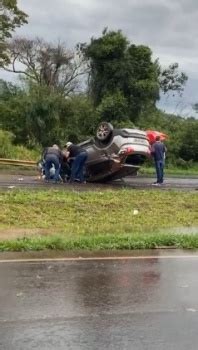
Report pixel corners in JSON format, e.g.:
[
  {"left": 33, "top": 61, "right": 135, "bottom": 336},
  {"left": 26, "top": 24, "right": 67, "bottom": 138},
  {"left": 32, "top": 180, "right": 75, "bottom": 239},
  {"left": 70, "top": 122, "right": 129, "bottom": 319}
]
[
  {"left": 43, "top": 144, "right": 63, "bottom": 183},
  {"left": 66, "top": 142, "right": 88, "bottom": 183},
  {"left": 151, "top": 136, "right": 167, "bottom": 185}
]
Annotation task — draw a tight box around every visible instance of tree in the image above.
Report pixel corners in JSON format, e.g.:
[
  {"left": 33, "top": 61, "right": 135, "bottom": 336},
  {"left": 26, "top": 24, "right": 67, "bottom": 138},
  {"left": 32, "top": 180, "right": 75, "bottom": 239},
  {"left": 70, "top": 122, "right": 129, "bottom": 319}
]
[
  {"left": 96, "top": 90, "right": 131, "bottom": 125},
  {"left": 0, "top": 78, "right": 20, "bottom": 99},
  {"left": 192, "top": 103, "right": 198, "bottom": 113},
  {"left": 0, "top": 0, "right": 27, "bottom": 66},
  {"left": 0, "top": 80, "right": 30, "bottom": 144},
  {"left": 84, "top": 29, "right": 160, "bottom": 122},
  {"left": 2, "top": 37, "right": 88, "bottom": 96},
  {"left": 159, "top": 62, "right": 188, "bottom": 96},
  {"left": 179, "top": 118, "right": 198, "bottom": 162},
  {"left": 0, "top": 79, "right": 96, "bottom": 147},
  {"left": 83, "top": 29, "right": 187, "bottom": 123}
]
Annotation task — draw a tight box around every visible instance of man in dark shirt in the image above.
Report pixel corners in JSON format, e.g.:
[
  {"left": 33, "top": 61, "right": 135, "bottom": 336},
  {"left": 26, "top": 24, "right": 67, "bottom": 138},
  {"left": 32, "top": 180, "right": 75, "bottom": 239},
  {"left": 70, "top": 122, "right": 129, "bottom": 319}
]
[
  {"left": 66, "top": 142, "right": 88, "bottom": 183},
  {"left": 151, "top": 136, "right": 167, "bottom": 185},
  {"left": 43, "top": 144, "right": 63, "bottom": 182}
]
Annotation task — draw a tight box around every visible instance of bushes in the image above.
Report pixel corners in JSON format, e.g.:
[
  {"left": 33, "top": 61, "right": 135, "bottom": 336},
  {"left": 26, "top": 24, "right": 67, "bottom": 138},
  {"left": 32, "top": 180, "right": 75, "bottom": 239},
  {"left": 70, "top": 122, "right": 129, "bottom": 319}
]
[
  {"left": 0, "top": 129, "right": 40, "bottom": 160},
  {"left": 0, "top": 129, "right": 13, "bottom": 158},
  {"left": 174, "top": 158, "right": 194, "bottom": 169}
]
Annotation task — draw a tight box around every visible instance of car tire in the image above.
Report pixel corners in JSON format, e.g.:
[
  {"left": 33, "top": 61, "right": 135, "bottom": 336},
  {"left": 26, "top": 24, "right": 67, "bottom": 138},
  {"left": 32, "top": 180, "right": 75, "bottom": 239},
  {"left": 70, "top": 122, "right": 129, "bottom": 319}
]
[{"left": 96, "top": 122, "right": 113, "bottom": 142}]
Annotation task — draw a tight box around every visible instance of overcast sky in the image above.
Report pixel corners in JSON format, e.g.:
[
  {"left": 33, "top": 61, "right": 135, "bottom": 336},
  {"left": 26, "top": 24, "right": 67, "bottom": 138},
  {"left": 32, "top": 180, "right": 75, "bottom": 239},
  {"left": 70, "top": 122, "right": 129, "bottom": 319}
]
[{"left": 4, "top": 0, "right": 198, "bottom": 116}]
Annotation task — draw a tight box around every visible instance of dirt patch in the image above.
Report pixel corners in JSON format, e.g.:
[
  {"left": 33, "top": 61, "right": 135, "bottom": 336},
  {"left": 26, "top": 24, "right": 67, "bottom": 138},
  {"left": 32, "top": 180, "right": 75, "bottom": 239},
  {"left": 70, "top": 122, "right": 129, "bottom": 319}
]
[{"left": 0, "top": 228, "right": 53, "bottom": 241}]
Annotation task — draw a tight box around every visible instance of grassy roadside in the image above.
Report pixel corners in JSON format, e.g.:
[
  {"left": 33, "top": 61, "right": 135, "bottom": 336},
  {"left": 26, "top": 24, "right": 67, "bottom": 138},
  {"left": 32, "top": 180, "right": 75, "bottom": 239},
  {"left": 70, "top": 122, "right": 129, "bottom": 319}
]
[
  {"left": 139, "top": 166, "right": 198, "bottom": 177},
  {"left": 0, "top": 165, "right": 37, "bottom": 175},
  {"left": 1, "top": 165, "right": 197, "bottom": 177},
  {"left": 1, "top": 233, "right": 198, "bottom": 251},
  {"left": 0, "top": 188, "right": 198, "bottom": 251}
]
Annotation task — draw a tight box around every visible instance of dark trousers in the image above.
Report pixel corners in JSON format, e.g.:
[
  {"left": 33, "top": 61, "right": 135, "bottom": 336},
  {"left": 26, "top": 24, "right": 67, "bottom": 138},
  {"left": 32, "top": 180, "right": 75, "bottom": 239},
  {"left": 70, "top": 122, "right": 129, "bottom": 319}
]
[
  {"left": 45, "top": 155, "right": 60, "bottom": 181},
  {"left": 70, "top": 152, "right": 88, "bottom": 182},
  {"left": 155, "top": 160, "right": 164, "bottom": 184},
  {"left": 60, "top": 162, "right": 71, "bottom": 182}
]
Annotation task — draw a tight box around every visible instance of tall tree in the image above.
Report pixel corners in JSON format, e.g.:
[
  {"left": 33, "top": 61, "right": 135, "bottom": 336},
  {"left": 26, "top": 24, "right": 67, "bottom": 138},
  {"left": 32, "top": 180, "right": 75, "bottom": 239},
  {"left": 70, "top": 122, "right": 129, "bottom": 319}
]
[
  {"left": 0, "top": 0, "right": 27, "bottom": 66},
  {"left": 84, "top": 29, "right": 187, "bottom": 123},
  {"left": 84, "top": 29, "right": 159, "bottom": 122},
  {"left": 2, "top": 37, "right": 88, "bottom": 96}
]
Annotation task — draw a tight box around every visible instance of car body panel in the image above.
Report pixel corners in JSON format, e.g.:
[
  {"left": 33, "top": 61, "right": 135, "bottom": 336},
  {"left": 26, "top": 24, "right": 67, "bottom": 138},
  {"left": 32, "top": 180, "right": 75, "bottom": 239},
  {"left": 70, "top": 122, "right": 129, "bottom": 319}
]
[{"left": 78, "top": 127, "right": 151, "bottom": 182}]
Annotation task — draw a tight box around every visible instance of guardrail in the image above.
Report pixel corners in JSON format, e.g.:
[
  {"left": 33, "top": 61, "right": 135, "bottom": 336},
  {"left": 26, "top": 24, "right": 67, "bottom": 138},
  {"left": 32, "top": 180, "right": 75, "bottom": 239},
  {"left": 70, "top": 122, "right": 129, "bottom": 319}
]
[{"left": 0, "top": 158, "right": 37, "bottom": 167}]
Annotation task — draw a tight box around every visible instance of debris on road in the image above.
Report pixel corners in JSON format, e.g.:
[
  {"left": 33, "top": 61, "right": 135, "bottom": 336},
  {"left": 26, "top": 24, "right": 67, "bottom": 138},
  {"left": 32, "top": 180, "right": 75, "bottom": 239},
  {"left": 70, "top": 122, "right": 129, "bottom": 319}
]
[{"left": 18, "top": 178, "right": 24, "bottom": 181}]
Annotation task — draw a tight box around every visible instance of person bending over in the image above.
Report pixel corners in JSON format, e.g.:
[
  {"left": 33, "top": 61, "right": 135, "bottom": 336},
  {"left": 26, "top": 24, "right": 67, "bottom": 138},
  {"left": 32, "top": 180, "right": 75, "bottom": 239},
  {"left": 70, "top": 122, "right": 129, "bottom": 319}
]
[
  {"left": 43, "top": 144, "right": 63, "bottom": 182},
  {"left": 66, "top": 142, "right": 88, "bottom": 183}
]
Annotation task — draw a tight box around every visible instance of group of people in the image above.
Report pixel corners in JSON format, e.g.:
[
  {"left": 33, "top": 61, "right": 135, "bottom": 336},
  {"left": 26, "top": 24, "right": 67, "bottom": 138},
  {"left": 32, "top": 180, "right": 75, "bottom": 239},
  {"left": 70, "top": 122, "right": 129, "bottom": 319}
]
[
  {"left": 41, "top": 142, "right": 88, "bottom": 183},
  {"left": 39, "top": 135, "right": 167, "bottom": 185}
]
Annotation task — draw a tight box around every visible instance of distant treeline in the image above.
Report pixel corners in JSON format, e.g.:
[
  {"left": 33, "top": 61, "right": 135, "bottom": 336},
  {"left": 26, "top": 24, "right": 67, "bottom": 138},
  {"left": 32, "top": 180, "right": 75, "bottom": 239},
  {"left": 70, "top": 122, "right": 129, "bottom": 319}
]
[{"left": 0, "top": 28, "right": 197, "bottom": 165}]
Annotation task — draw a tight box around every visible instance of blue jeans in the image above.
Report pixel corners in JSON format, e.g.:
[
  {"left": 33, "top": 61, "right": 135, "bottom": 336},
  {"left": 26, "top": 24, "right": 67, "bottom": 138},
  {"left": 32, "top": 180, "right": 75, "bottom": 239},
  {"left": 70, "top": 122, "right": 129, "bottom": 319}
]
[
  {"left": 155, "top": 160, "right": 164, "bottom": 184},
  {"left": 45, "top": 155, "right": 60, "bottom": 181},
  {"left": 70, "top": 152, "right": 88, "bottom": 182}
]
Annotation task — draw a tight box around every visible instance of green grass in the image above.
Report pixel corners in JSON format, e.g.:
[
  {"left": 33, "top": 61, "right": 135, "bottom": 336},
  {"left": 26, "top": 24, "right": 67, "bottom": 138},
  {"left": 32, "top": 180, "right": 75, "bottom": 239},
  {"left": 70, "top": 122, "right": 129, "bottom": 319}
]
[
  {"left": 1, "top": 233, "right": 198, "bottom": 251},
  {"left": 0, "top": 129, "right": 40, "bottom": 161},
  {"left": 0, "top": 188, "right": 198, "bottom": 251},
  {"left": 0, "top": 165, "right": 37, "bottom": 175},
  {"left": 140, "top": 165, "right": 198, "bottom": 176},
  {"left": 5, "top": 145, "right": 40, "bottom": 161}
]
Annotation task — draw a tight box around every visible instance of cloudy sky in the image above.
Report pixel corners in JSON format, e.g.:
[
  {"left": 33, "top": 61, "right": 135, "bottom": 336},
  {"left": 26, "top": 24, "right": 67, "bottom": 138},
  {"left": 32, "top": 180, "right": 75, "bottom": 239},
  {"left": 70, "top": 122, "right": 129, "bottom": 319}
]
[{"left": 5, "top": 0, "right": 198, "bottom": 116}]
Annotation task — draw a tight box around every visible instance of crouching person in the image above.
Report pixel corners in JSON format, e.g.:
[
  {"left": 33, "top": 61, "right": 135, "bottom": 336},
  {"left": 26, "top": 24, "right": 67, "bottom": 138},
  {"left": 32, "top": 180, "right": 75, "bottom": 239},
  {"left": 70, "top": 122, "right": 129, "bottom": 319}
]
[
  {"left": 43, "top": 144, "right": 63, "bottom": 183},
  {"left": 66, "top": 142, "right": 88, "bottom": 183}
]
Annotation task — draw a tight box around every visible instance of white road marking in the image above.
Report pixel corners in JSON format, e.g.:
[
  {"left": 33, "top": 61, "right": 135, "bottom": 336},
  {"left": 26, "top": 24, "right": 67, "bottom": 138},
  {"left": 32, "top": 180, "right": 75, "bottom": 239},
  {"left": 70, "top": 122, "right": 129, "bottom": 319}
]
[{"left": 1, "top": 255, "right": 198, "bottom": 263}]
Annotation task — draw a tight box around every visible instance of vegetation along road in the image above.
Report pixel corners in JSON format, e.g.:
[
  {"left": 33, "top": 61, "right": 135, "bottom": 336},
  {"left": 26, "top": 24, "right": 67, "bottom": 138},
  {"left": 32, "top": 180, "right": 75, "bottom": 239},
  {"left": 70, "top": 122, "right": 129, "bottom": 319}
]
[{"left": 0, "top": 176, "right": 197, "bottom": 251}]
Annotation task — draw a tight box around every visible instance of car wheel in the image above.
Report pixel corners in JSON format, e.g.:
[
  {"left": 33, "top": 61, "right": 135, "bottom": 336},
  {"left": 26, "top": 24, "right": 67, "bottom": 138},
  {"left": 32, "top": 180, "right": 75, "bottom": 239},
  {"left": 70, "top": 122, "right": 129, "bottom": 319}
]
[{"left": 96, "top": 122, "right": 113, "bottom": 141}]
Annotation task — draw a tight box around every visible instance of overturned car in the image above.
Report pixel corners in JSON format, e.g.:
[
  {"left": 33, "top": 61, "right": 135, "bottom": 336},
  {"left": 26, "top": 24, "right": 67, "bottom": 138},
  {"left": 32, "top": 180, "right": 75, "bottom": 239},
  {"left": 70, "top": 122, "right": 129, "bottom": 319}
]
[{"left": 79, "top": 122, "right": 167, "bottom": 182}]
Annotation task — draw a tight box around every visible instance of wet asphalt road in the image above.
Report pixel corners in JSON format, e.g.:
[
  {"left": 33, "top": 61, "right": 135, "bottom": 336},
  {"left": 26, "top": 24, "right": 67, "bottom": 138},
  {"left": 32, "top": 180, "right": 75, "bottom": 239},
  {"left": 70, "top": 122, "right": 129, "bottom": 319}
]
[
  {"left": 1, "top": 251, "right": 198, "bottom": 349},
  {"left": 0, "top": 174, "right": 197, "bottom": 190}
]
